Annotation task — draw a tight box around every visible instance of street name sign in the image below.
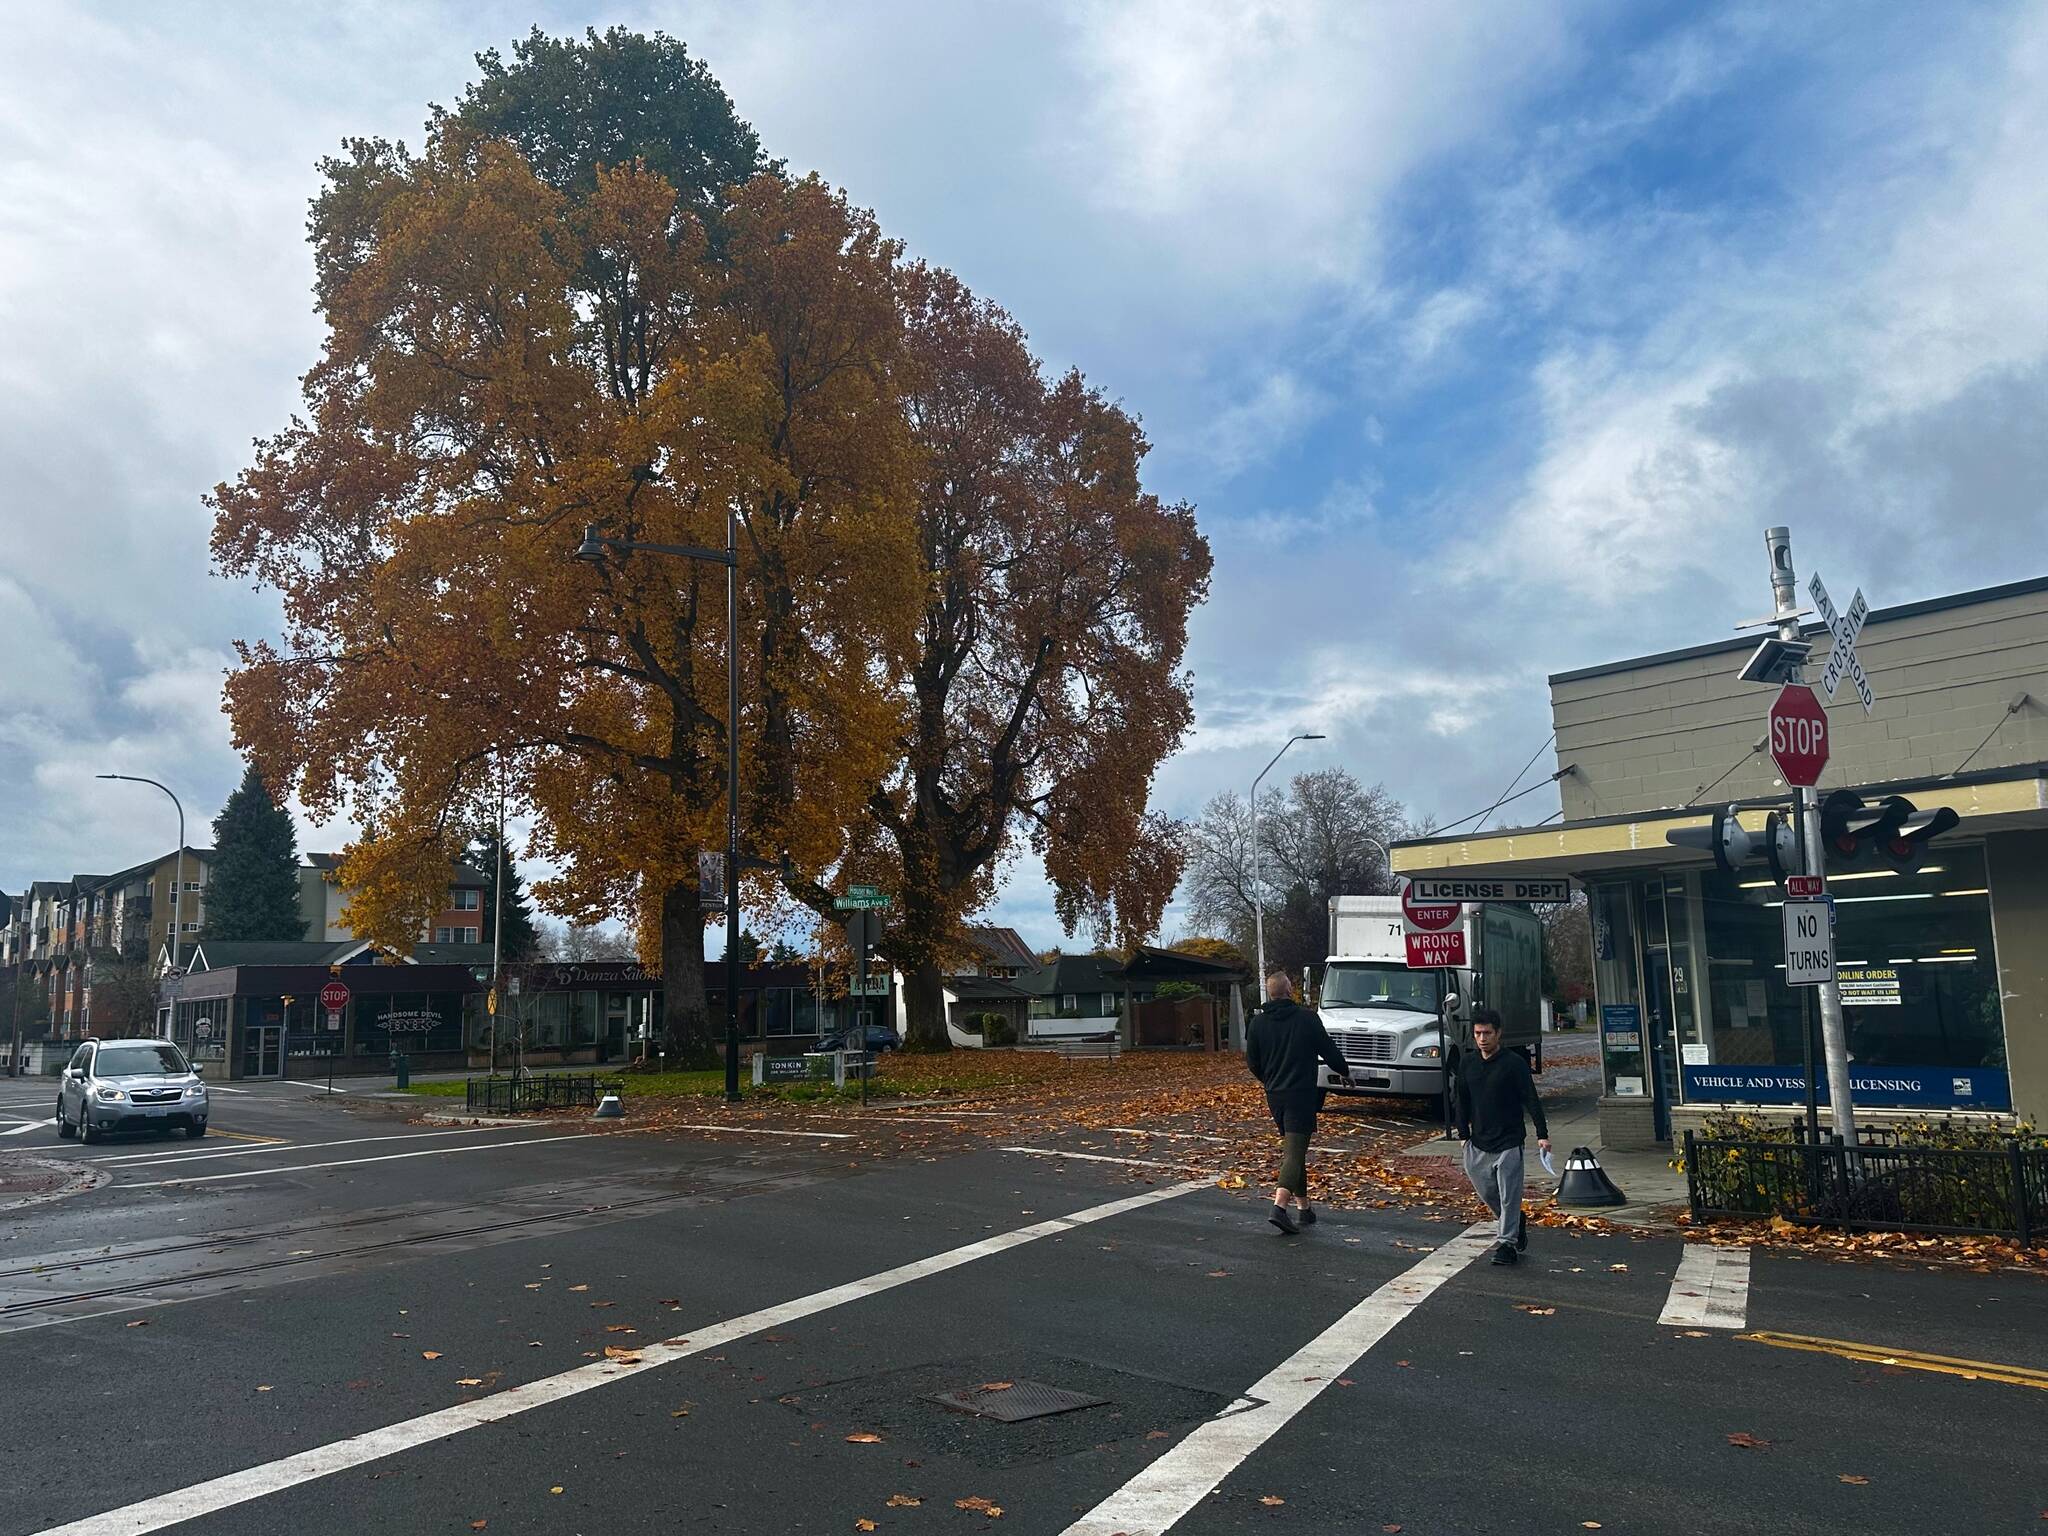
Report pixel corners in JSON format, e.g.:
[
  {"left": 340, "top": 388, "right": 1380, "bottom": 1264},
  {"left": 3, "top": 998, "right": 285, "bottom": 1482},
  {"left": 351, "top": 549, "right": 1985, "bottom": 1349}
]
[
  {"left": 1808, "top": 574, "right": 1875, "bottom": 712},
  {"left": 1406, "top": 875, "right": 1572, "bottom": 905},
  {"left": 1400, "top": 879, "right": 1466, "bottom": 968},
  {"left": 834, "top": 884, "right": 891, "bottom": 911},
  {"left": 1782, "top": 898, "right": 1834, "bottom": 987},
  {"left": 1768, "top": 683, "right": 1830, "bottom": 788}
]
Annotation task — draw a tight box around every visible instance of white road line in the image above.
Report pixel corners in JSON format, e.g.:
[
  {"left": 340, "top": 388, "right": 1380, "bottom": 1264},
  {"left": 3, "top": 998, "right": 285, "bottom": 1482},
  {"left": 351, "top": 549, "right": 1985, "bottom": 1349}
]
[
  {"left": 1658, "top": 1244, "right": 1751, "bottom": 1329},
  {"left": 1062, "top": 1224, "right": 1494, "bottom": 1536},
  {"left": 33, "top": 1178, "right": 1212, "bottom": 1536},
  {"left": 120, "top": 1132, "right": 593, "bottom": 1187},
  {"left": 1100, "top": 1126, "right": 1233, "bottom": 1143},
  {"left": 86, "top": 1124, "right": 518, "bottom": 1167},
  {"left": 665, "top": 1122, "right": 852, "bottom": 1140},
  {"left": 1001, "top": 1146, "right": 1215, "bottom": 1171},
  {"left": 3, "top": 1118, "right": 53, "bottom": 1136}
]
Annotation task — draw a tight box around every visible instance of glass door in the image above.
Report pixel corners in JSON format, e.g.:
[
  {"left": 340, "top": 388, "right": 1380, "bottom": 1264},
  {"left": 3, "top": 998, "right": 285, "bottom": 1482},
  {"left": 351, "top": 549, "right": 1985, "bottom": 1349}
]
[{"left": 242, "top": 1024, "right": 283, "bottom": 1078}]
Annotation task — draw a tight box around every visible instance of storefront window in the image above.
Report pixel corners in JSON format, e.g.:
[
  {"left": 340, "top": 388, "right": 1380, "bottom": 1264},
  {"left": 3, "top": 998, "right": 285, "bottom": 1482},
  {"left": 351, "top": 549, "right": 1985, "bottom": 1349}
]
[
  {"left": 1590, "top": 885, "right": 1648, "bottom": 1101},
  {"left": 1692, "top": 844, "right": 2007, "bottom": 1110},
  {"left": 360, "top": 994, "right": 465, "bottom": 1056}
]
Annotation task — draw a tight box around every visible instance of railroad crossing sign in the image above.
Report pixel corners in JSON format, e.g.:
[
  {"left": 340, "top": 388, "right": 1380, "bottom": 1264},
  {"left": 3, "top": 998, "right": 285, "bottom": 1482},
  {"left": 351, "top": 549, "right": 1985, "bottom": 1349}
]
[
  {"left": 1400, "top": 879, "right": 1466, "bottom": 968},
  {"left": 1808, "top": 574, "right": 1874, "bottom": 712},
  {"left": 1768, "top": 683, "right": 1830, "bottom": 788},
  {"left": 319, "top": 980, "right": 351, "bottom": 1012},
  {"left": 1782, "top": 898, "right": 1835, "bottom": 986}
]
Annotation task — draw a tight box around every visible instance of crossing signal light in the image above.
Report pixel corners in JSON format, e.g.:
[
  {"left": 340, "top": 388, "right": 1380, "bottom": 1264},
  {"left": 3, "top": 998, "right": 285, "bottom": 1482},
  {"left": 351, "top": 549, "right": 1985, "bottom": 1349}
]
[
  {"left": 1665, "top": 805, "right": 1796, "bottom": 877},
  {"left": 1820, "top": 790, "right": 1958, "bottom": 868}
]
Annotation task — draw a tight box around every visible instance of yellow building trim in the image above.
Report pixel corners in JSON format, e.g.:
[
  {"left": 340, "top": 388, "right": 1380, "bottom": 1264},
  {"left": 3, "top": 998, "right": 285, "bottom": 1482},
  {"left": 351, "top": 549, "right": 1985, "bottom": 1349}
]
[{"left": 1391, "top": 773, "right": 2047, "bottom": 875}]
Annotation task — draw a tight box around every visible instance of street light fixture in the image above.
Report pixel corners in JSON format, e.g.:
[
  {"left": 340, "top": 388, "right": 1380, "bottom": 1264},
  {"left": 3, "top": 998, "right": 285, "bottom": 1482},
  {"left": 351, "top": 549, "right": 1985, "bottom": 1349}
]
[
  {"left": 1250, "top": 733, "right": 1325, "bottom": 1008},
  {"left": 574, "top": 517, "right": 745, "bottom": 1104},
  {"left": 96, "top": 774, "right": 186, "bottom": 1036}
]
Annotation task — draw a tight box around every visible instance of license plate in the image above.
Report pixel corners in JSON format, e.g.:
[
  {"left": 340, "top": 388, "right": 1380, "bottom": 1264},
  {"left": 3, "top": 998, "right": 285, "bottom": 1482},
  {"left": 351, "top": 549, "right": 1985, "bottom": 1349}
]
[
  {"left": 1358, "top": 1076, "right": 1390, "bottom": 1088},
  {"left": 143, "top": 1106, "right": 167, "bottom": 1116}
]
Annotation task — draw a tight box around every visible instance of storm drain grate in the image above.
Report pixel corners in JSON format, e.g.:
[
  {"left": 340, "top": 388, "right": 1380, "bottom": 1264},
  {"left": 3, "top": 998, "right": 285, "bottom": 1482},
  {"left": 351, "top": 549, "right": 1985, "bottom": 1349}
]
[{"left": 930, "top": 1379, "right": 1109, "bottom": 1423}]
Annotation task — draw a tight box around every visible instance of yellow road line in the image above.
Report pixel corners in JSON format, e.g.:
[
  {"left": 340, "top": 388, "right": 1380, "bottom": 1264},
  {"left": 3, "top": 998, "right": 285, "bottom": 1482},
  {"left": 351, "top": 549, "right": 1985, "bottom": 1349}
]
[
  {"left": 207, "top": 1130, "right": 287, "bottom": 1145},
  {"left": 1740, "top": 1331, "right": 2048, "bottom": 1390}
]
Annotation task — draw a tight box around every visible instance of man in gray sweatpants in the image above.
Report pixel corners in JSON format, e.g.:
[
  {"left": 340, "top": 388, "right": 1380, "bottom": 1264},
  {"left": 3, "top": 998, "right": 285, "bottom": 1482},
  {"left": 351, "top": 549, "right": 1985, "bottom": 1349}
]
[{"left": 1452, "top": 1008, "right": 1551, "bottom": 1266}]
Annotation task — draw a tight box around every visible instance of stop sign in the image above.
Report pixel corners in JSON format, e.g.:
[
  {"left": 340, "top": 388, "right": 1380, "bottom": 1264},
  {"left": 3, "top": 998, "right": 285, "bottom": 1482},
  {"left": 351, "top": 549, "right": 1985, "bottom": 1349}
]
[
  {"left": 1769, "top": 684, "right": 1829, "bottom": 787},
  {"left": 319, "top": 980, "right": 351, "bottom": 1012}
]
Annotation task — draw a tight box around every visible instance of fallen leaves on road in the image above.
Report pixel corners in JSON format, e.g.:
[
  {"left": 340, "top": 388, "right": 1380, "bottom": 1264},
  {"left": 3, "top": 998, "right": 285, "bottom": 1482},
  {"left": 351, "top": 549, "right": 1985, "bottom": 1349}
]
[
  {"left": 978, "top": 1381, "right": 1014, "bottom": 1392},
  {"left": 1513, "top": 1304, "right": 1557, "bottom": 1316},
  {"left": 590, "top": 1300, "right": 616, "bottom": 1309},
  {"left": 455, "top": 1378, "right": 484, "bottom": 1388},
  {"left": 886, "top": 1494, "right": 921, "bottom": 1507},
  {"left": 1384, "top": 1525, "right": 1402, "bottom": 1532},
  {"left": 1725, "top": 1432, "right": 1771, "bottom": 1450},
  {"left": 1583, "top": 1523, "right": 1603, "bottom": 1529},
  {"left": 1259, "top": 1494, "right": 1285, "bottom": 1507},
  {"left": 1147, "top": 1430, "right": 1170, "bottom": 1439},
  {"left": 1217, "top": 1174, "right": 1247, "bottom": 1189},
  {"left": 255, "top": 1385, "right": 272, "bottom": 1393},
  {"left": 420, "top": 1351, "right": 442, "bottom": 1360},
  {"left": 846, "top": 1432, "right": 885, "bottom": 1444},
  {"left": 549, "top": 1486, "right": 563, "bottom": 1495},
  {"left": 1206, "top": 1269, "right": 1230, "bottom": 1278},
  {"left": 603, "top": 1346, "right": 643, "bottom": 1364},
  {"left": 954, "top": 1496, "right": 1003, "bottom": 1517},
  {"left": 524, "top": 1283, "right": 544, "bottom": 1290},
  {"left": 1838, "top": 1475, "right": 1870, "bottom": 1485},
  {"left": 1680, "top": 1330, "right": 1709, "bottom": 1338},
  {"left": 470, "top": 1522, "right": 486, "bottom": 1531},
  {"left": 125, "top": 1319, "right": 149, "bottom": 1328},
  {"left": 1608, "top": 1263, "right": 1629, "bottom": 1273},
  {"left": 856, "top": 1521, "right": 877, "bottom": 1532},
  {"left": 604, "top": 1325, "right": 637, "bottom": 1334},
  {"left": 568, "top": 1284, "right": 589, "bottom": 1293}
]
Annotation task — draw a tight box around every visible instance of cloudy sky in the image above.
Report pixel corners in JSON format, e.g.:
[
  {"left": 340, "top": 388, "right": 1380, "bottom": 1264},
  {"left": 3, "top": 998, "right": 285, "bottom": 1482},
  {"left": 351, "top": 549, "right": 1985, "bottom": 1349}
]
[{"left": 3, "top": 1, "right": 2044, "bottom": 946}]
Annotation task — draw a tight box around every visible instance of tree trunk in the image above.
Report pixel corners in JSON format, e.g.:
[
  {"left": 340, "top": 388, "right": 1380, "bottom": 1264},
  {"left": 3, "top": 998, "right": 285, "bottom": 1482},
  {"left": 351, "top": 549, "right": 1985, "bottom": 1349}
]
[
  {"left": 659, "top": 879, "right": 717, "bottom": 1066},
  {"left": 901, "top": 957, "right": 951, "bottom": 1052}
]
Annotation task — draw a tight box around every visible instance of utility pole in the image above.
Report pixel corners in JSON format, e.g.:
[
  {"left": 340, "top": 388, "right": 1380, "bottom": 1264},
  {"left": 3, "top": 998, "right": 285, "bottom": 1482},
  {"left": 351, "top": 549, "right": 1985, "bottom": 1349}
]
[
  {"left": 490, "top": 780, "right": 504, "bottom": 1076},
  {"left": 1249, "top": 733, "right": 1325, "bottom": 1012},
  {"left": 1763, "top": 528, "right": 1859, "bottom": 1150}
]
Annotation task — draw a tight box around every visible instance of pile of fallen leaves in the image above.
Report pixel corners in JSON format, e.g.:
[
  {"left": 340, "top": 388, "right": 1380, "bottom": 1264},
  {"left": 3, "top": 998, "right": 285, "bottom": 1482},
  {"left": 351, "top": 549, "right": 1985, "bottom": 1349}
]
[{"left": 1677, "top": 1210, "right": 2048, "bottom": 1271}]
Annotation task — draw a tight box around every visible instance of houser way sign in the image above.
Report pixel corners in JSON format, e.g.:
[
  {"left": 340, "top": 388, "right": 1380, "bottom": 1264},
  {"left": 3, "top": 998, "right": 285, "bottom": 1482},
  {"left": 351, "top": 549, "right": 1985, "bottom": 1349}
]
[
  {"left": 1400, "top": 879, "right": 1466, "bottom": 969},
  {"left": 1406, "top": 875, "right": 1573, "bottom": 905}
]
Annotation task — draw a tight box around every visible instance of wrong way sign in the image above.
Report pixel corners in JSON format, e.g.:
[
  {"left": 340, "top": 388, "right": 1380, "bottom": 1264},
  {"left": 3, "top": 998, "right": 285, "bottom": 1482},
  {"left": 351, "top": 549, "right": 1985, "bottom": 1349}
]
[{"left": 1400, "top": 879, "right": 1466, "bottom": 969}]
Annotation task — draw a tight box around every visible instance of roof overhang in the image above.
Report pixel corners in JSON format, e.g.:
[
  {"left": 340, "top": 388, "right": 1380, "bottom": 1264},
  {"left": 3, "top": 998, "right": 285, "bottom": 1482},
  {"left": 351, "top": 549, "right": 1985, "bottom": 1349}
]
[{"left": 1392, "top": 766, "right": 2048, "bottom": 881}]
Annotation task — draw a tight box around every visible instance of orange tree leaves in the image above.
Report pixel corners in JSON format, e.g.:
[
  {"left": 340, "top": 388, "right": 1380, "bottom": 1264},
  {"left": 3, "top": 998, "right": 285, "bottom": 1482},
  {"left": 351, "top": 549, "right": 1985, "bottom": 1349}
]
[
  {"left": 783, "top": 265, "right": 1211, "bottom": 1047},
  {"left": 210, "top": 110, "right": 917, "bottom": 1053}
]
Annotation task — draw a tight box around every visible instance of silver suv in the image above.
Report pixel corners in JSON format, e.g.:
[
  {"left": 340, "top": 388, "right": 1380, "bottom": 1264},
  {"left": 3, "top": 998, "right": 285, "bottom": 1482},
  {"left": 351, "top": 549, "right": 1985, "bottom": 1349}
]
[{"left": 57, "top": 1038, "right": 209, "bottom": 1143}]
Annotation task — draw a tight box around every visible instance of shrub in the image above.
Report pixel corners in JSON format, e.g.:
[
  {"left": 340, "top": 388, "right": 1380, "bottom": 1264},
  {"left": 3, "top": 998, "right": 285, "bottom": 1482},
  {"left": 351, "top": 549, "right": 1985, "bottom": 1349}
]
[
  {"left": 1153, "top": 980, "right": 1205, "bottom": 1002},
  {"left": 977, "top": 1011, "right": 1017, "bottom": 1047}
]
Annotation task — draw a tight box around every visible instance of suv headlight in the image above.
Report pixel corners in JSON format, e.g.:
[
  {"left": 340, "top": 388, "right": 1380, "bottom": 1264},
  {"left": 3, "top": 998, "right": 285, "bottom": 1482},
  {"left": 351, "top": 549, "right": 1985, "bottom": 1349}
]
[
  {"left": 183, "top": 1082, "right": 206, "bottom": 1098},
  {"left": 95, "top": 1085, "right": 128, "bottom": 1102}
]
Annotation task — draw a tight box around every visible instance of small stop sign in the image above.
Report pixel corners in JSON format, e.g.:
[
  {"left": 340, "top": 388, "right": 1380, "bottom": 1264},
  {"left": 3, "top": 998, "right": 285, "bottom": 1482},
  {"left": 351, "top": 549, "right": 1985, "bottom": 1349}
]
[
  {"left": 1769, "top": 684, "right": 1829, "bottom": 787},
  {"left": 319, "top": 980, "right": 352, "bottom": 1012}
]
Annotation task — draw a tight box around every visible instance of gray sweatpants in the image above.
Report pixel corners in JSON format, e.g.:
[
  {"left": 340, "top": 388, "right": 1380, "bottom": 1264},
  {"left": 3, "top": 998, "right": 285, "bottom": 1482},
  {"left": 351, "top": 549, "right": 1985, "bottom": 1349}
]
[{"left": 1462, "top": 1142, "right": 1525, "bottom": 1248}]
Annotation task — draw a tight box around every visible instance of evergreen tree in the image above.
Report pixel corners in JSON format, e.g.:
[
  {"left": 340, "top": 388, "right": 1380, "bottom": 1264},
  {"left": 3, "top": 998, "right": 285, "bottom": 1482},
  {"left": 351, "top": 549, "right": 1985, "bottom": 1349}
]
[
  {"left": 472, "top": 829, "right": 542, "bottom": 962},
  {"left": 201, "top": 767, "right": 308, "bottom": 941}
]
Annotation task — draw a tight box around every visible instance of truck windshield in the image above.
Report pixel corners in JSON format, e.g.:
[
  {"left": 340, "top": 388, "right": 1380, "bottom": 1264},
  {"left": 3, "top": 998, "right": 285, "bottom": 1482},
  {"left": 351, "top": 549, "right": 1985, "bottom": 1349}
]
[{"left": 1321, "top": 964, "right": 1440, "bottom": 1014}]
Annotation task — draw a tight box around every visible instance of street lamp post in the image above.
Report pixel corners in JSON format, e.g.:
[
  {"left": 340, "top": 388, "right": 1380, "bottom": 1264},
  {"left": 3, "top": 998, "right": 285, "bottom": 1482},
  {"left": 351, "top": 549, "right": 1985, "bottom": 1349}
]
[
  {"left": 575, "top": 513, "right": 744, "bottom": 1104},
  {"left": 96, "top": 774, "right": 185, "bottom": 1036},
  {"left": 1249, "top": 732, "right": 1325, "bottom": 1006}
]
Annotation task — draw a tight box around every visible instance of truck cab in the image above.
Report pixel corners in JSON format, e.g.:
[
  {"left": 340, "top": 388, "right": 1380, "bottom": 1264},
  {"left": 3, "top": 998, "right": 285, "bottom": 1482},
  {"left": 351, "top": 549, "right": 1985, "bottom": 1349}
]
[{"left": 1316, "top": 956, "right": 1454, "bottom": 1097}]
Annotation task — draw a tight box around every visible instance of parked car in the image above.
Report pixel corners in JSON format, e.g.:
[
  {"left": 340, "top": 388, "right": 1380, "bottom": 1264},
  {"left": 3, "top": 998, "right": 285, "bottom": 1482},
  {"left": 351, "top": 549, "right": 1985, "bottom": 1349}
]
[
  {"left": 816, "top": 1023, "right": 900, "bottom": 1055},
  {"left": 56, "top": 1038, "right": 208, "bottom": 1142}
]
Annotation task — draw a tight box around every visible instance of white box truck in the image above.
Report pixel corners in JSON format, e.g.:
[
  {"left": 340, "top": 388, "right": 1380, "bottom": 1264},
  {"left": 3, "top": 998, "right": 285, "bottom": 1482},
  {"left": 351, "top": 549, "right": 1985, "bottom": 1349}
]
[{"left": 1318, "top": 895, "right": 1543, "bottom": 1101}]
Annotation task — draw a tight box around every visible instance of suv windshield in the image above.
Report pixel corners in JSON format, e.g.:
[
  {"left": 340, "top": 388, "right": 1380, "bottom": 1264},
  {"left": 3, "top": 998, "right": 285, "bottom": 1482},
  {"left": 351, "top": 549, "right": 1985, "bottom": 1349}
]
[
  {"left": 95, "top": 1043, "right": 188, "bottom": 1077},
  {"left": 1320, "top": 964, "right": 1441, "bottom": 1014}
]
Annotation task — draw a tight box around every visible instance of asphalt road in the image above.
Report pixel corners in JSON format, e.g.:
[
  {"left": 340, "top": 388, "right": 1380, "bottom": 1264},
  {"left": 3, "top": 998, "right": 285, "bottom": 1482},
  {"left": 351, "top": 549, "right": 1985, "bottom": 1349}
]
[{"left": 1, "top": 1081, "right": 2044, "bottom": 1536}]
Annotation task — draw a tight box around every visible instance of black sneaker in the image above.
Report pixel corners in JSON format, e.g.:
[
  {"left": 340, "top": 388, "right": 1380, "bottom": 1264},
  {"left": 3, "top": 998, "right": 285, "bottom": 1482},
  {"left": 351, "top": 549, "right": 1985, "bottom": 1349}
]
[
  {"left": 1515, "top": 1228, "right": 1528, "bottom": 1253},
  {"left": 1269, "top": 1206, "right": 1300, "bottom": 1236},
  {"left": 1298, "top": 1206, "right": 1318, "bottom": 1226},
  {"left": 1491, "top": 1243, "right": 1519, "bottom": 1266}
]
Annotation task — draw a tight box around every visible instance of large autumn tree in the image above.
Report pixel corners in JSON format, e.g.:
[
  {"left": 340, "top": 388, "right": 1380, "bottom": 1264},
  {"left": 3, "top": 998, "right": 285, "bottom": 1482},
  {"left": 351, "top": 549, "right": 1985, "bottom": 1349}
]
[
  {"left": 781, "top": 268, "right": 1211, "bottom": 1048},
  {"left": 211, "top": 61, "right": 918, "bottom": 1059}
]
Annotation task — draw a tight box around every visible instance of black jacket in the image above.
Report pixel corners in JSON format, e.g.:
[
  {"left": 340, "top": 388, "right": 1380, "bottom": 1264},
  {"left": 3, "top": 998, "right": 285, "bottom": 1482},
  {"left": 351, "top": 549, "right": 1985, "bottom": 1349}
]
[
  {"left": 1453, "top": 1048, "right": 1549, "bottom": 1153},
  {"left": 1247, "top": 1000, "right": 1348, "bottom": 1094}
]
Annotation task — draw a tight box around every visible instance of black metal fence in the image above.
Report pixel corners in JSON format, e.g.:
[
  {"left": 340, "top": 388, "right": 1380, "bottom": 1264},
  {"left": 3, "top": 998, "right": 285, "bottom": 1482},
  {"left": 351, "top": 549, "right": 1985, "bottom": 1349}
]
[
  {"left": 466, "top": 1073, "right": 623, "bottom": 1115},
  {"left": 1685, "top": 1131, "right": 2047, "bottom": 1241}
]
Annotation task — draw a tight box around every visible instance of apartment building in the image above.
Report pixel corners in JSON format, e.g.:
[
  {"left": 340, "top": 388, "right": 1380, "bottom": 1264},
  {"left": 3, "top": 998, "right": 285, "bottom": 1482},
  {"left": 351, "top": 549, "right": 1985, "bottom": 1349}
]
[{"left": 299, "top": 854, "right": 493, "bottom": 946}]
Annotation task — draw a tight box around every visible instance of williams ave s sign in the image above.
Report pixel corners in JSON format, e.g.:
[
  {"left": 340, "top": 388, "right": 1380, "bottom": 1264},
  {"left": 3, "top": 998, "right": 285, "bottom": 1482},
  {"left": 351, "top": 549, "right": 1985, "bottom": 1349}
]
[
  {"left": 1405, "top": 875, "right": 1573, "bottom": 905},
  {"left": 1782, "top": 898, "right": 1834, "bottom": 987}
]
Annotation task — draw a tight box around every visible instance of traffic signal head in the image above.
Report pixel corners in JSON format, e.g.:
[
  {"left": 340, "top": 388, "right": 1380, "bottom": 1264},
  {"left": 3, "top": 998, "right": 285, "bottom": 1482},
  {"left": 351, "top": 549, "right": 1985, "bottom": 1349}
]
[
  {"left": 1666, "top": 805, "right": 1752, "bottom": 871},
  {"left": 1821, "top": 789, "right": 1957, "bottom": 867}
]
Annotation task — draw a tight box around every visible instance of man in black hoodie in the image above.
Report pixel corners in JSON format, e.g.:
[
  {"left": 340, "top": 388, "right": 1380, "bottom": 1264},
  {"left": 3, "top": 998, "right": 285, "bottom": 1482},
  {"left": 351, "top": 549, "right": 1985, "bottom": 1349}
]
[
  {"left": 1452, "top": 1007, "right": 1551, "bottom": 1265},
  {"left": 1246, "top": 972, "right": 1349, "bottom": 1235}
]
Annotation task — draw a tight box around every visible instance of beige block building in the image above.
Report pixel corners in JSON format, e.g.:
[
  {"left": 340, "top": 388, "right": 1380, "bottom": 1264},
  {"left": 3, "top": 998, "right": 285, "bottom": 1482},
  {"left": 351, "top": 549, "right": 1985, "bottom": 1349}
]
[{"left": 1394, "top": 574, "right": 2048, "bottom": 1149}]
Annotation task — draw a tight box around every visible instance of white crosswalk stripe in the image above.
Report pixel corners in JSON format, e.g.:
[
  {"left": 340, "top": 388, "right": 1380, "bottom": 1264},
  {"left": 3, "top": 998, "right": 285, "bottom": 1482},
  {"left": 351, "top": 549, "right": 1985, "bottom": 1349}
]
[
  {"left": 3, "top": 1118, "right": 54, "bottom": 1136},
  {"left": 1657, "top": 1243, "right": 1751, "bottom": 1329}
]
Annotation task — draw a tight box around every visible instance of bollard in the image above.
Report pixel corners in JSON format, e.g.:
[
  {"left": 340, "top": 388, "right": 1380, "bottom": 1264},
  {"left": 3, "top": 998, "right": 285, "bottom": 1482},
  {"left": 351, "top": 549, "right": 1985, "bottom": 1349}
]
[
  {"left": 1555, "top": 1145, "right": 1627, "bottom": 1207},
  {"left": 593, "top": 1093, "right": 624, "bottom": 1120}
]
